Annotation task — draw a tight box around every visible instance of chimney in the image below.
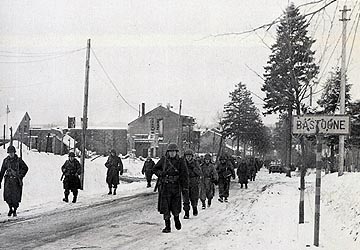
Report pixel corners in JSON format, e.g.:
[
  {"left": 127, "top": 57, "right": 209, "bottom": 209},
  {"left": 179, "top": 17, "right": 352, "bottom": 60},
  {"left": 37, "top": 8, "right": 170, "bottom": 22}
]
[{"left": 141, "top": 103, "right": 145, "bottom": 116}]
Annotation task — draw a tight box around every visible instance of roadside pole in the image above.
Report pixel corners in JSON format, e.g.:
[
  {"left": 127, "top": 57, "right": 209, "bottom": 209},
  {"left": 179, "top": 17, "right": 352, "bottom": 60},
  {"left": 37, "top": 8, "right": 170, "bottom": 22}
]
[
  {"left": 339, "top": 5, "right": 350, "bottom": 176},
  {"left": 80, "top": 38, "right": 91, "bottom": 190},
  {"left": 314, "top": 134, "right": 323, "bottom": 247}
]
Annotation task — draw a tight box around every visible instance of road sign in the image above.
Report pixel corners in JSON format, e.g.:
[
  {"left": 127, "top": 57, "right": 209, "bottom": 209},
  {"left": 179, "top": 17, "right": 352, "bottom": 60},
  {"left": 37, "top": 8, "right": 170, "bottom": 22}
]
[{"left": 293, "top": 115, "right": 350, "bottom": 135}]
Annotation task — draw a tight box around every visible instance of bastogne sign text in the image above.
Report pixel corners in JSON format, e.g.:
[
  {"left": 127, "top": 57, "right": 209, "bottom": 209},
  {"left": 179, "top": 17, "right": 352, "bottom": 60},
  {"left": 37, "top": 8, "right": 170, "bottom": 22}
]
[{"left": 292, "top": 115, "right": 350, "bottom": 135}]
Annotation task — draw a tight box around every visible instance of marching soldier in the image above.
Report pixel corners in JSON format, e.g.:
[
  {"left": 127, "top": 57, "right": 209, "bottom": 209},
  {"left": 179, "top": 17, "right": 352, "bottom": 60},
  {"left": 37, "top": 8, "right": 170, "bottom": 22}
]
[
  {"left": 216, "top": 155, "right": 235, "bottom": 202},
  {"left": 105, "top": 149, "right": 124, "bottom": 195},
  {"left": 237, "top": 158, "right": 248, "bottom": 189},
  {"left": 61, "top": 152, "right": 81, "bottom": 203},
  {"left": 199, "top": 153, "right": 218, "bottom": 209},
  {"left": 248, "top": 158, "right": 257, "bottom": 181},
  {"left": 142, "top": 156, "right": 155, "bottom": 188},
  {"left": 0, "top": 146, "right": 28, "bottom": 217},
  {"left": 153, "top": 143, "right": 189, "bottom": 233},
  {"left": 182, "top": 149, "right": 201, "bottom": 219}
]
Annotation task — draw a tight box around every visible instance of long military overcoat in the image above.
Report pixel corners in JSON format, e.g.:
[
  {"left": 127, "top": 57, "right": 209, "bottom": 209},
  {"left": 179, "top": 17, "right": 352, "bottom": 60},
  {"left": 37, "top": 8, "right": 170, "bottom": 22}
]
[
  {"left": 0, "top": 154, "right": 28, "bottom": 206},
  {"left": 153, "top": 155, "right": 189, "bottom": 216},
  {"left": 105, "top": 155, "right": 123, "bottom": 186}
]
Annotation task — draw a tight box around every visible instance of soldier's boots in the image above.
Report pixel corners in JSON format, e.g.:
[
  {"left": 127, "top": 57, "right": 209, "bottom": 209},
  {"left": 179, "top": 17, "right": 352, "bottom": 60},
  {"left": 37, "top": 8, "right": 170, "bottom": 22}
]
[
  {"left": 245, "top": 184, "right": 248, "bottom": 189},
  {"left": 63, "top": 194, "right": 69, "bottom": 203},
  {"left": 162, "top": 219, "right": 171, "bottom": 233},
  {"left": 12, "top": 209, "right": 17, "bottom": 217},
  {"left": 8, "top": 209, "right": 13, "bottom": 217},
  {"left": 108, "top": 190, "right": 112, "bottom": 195},
  {"left": 193, "top": 207, "right": 198, "bottom": 216},
  {"left": 183, "top": 210, "right": 190, "bottom": 219},
  {"left": 202, "top": 200, "right": 206, "bottom": 209},
  {"left": 113, "top": 189, "right": 117, "bottom": 195},
  {"left": 208, "top": 199, "right": 212, "bottom": 208},
  {"left": 240, "top": 184, "right": 243, "bottom": 188},
  {"left": 72, "top": 196, "right": 77, "bottom": 203},
  {"left": 174, "top": 216, "right": 182, "bottom": 230},
  {"left": 224, "top": 197, "right": 228, "bottom": 202},
  {"left": 218, "top": 197, "right": 224, "bottom": 203},
  {"left": 147, "top": 182, "right": 151, "bottom": 188}
]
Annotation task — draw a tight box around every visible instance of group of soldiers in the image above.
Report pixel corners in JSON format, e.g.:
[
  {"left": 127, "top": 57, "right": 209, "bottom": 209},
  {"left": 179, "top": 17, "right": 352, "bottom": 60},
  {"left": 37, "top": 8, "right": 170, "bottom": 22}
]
[
  {"left": 144, "top": 143, "right": 262, "bottom": 233},
  {"left": 0, "top": 143, "right": 260, "bottom": 232}
]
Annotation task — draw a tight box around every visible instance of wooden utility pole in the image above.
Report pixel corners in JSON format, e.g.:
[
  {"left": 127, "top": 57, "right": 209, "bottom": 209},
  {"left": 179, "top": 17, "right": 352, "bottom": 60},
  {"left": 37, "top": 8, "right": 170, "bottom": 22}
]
[
  {"left": 177, "top": 99, "right": 183, "bottom": 154},
  {"left": 339, "top": 5, "right": 350, "bottom": 176},
  {"left": 80, "top": 38, "right": 91, "bottom": 190},
  {"left": 9, "top": 127, "right": 13, "bottom": 146},
  {"left": 3, "top": 124, "right": 5, "bottom": 149},
  {"left": 314, "top": 135, "right": 323, "bottom": 247},
  {"left": 20, "top": 130, "right": 23, "bottom": 158}
]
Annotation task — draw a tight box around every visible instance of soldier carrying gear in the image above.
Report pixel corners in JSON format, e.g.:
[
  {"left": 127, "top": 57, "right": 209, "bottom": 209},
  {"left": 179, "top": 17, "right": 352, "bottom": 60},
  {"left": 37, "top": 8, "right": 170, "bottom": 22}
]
[
  {"left": 152, "top": 143, "right": 189, "bottom": 233},
  {"left": 0, "top": 146, "right": 28, "bottom": 217},
  {"left": 61, "top": 152, "right": 81, "bottom": 203},
  {"left": 105, "top": 149, "right": 123, "bottom": 195},
  {"left": 182, "top": 149, "right": 201, "bottom": 219},
  {"left": 199, "top": 153, "right": 218, "bottom": 209},
  {"left": 216, "top": 154, "right": 235, "bottom": 203},
  {"left": 237, "top": 158, "right": 248, "bottom": 189},
  {"left": 142, "top": 156, "right": 155, "bottom": 188}
]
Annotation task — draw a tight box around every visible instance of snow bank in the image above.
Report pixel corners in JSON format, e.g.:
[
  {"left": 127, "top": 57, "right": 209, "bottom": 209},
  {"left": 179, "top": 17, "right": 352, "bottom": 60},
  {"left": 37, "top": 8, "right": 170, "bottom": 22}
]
[{"left": 0, "top": 142, "right": 151, "bottom": 219}]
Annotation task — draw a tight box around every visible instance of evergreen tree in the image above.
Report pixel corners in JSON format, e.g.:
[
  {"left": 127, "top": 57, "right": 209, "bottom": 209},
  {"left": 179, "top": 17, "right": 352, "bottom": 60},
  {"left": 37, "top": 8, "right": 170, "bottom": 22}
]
[
  {"left": 317, "top": 67, "right": 351, "bottom": 114},
  {"left": 221, "top": 82, "right": 265, "bottom": 156},
  {"left": 262, "top": 3, "right": 319, "bottom": 115}
]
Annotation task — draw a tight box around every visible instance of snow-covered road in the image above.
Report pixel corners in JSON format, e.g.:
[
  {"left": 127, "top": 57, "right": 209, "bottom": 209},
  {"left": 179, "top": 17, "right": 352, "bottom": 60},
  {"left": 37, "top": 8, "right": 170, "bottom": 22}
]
[
  {"left": 0, "top": 145, "right": 359, "bottom": 250},
  {"left": 0, "top": 170, "right": 273, "bottom": 250}
]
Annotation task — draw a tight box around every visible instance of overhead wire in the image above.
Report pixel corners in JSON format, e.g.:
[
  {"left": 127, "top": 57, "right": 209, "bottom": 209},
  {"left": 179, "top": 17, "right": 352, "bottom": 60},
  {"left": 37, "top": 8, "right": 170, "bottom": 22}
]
[
  {"left": 0, "top": 48, "right": 87, "bottom": 58},
  {"left": 0, "top": 48, "right": 86, "bottom": 64},
  {"left": 90, "top": 48, "right": 139, "bottom": 113}
]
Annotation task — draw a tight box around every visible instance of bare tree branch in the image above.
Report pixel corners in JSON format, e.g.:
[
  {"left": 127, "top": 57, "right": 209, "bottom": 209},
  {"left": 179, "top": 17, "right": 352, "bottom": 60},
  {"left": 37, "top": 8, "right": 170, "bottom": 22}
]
[{"left": 198, "top": 0, "right": 337, "bottom": 41}]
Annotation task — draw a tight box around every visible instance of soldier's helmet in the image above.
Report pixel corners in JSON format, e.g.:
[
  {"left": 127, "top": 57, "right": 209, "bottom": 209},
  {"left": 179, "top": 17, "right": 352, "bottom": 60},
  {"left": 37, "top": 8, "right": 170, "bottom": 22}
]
[
  {"left": 110, "top": 149, "right": 116, "bottom": 154},
  {"left": 167, "top": 143, "right": 179, "bottom": 152},
  {"left": 146, "top": 156, "right": 151, "bottom": 160},
  {"left": 184, "top": 149, "right": 194, "bottom": 156},
  {"left": 7, "top": 145, "right": 16, "bottom": 153},
  {"left": 219, "top": 155, "right": 227, "bottom": 161},
  {"left": 68, "top": 152, "right": 75, "bottom": 157},
  {"left": 204, "top": 153, "right": 212, "bottom": 160}
]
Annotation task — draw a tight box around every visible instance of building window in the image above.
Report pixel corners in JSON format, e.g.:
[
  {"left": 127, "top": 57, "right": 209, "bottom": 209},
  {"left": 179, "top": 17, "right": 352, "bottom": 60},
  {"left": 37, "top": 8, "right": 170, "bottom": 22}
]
[
  {"left": 150, "top": 118, "right": 155, "bottom": 133},
  {"left": 156, "top": 119, "right": 163, "bottom": 135}
]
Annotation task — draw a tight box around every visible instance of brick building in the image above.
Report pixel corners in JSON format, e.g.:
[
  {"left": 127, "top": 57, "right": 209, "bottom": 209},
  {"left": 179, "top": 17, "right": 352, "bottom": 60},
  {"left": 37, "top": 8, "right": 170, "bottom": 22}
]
[
  {"left": 128, "top": 104, "right": 198, "bottom": 157},
  {"left": 68, "top": 128, "right": 127, "bottom": 156}
]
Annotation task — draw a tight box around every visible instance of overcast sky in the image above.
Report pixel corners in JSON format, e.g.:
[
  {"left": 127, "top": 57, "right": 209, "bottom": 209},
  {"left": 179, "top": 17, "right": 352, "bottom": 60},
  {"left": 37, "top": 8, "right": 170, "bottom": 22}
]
[{"left": 0, "top": 0, "right": 359, "bottom": 128}]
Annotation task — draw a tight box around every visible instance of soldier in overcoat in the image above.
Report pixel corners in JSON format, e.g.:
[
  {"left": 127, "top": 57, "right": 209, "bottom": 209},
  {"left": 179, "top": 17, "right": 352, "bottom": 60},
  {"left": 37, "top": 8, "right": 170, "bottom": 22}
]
[
  {"left": 216, "top": 155, "right": 235, "bottom": 203},
  {"left": 61, "top": 152, "right": 81, "bottom": 203},
  {"left": 182, "top": 149, "right": 201, "bottom": 219},
  {"left": 199, "top": 153, "right": 218, "bottom": 209},
  {"left": 152, "top": 143, "right": 189, "bottom": 233},
  {"left": 237, "top": 158, "right": 248, "bottom": 189},
  {"left": 248, "top": 158, "right": 257, "bottom": 181},
  {"left": 0, "top": 146, "right": 28, "bottom": 217},
  {"left": 142, "top": 156, "right": 155, "bottom": 188},
  {"left": 105, "top": 149, "right": 124, "bottom": 195}
]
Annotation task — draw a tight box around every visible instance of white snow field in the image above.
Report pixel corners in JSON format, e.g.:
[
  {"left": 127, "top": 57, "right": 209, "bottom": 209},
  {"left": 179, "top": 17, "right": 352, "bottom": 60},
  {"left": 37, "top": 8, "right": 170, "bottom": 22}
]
[{"left": 0, "top": 144, "right": 359, "bottom": 249}]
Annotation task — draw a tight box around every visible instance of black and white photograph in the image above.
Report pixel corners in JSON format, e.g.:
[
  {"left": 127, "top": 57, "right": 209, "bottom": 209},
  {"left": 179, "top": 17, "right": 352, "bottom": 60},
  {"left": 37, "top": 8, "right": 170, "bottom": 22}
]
[{"left": 0, "top": 0, "right": 360, "bottom": 249}]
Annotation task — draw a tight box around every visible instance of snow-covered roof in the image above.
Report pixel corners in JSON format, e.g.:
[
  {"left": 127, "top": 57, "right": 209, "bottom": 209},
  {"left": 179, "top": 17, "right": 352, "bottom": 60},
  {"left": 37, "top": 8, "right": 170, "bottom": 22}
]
[
  {"left": 0, "top": 111, "right": 30, "bottom": 139},
  {"left": 62, "top": 134, "right": 77, "bottom": 145}
]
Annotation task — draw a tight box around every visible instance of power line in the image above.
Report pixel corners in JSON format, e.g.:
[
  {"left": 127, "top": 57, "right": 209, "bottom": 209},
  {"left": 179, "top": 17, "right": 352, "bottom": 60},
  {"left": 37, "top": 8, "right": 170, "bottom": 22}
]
[
  {"left": 0, "top": 48, "right": 85, "bottom": 64},
  {"left": 0, "top": 48, "right": 86, "bottom": 58},
  {"left": 90, "top": 48, "right": 138, "bottom": 113},
  {"left": 347, "top": 13, "right": 360, "bottom": 69}
]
